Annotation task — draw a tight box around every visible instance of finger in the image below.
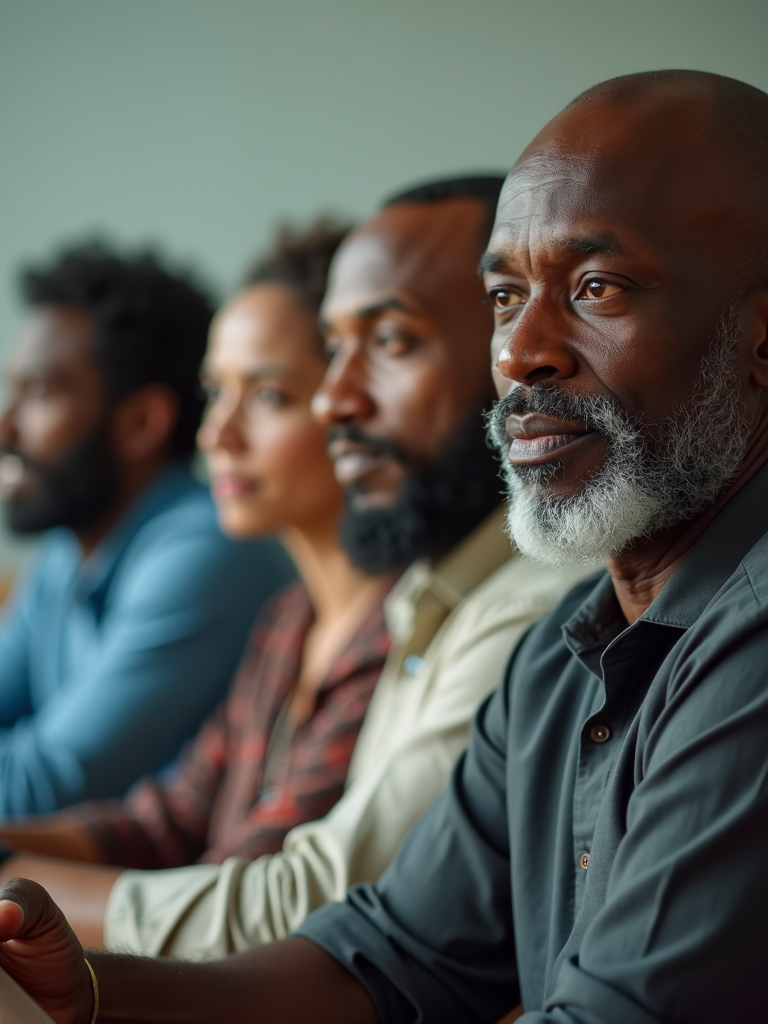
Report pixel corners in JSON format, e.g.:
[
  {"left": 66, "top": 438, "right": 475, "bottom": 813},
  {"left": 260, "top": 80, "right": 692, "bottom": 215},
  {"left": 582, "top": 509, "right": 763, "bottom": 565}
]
[
  {"left": 0, "top": 879, "right": 51, "bottom": 939},
  {"left": 0, "top": 899, "right": 24, "bottom": 941}
]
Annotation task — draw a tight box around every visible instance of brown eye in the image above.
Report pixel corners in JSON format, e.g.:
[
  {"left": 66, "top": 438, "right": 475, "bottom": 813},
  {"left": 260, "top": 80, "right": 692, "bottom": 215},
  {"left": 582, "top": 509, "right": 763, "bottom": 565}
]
[
  {"left": 577, "top": 279, "right": 624, "bottom": 300},
  {"left": 373, "top": 323, "right": 410, "bottom": 355},
  {"left": 492, "top": 289, "right": 525, "bottom": 309}
]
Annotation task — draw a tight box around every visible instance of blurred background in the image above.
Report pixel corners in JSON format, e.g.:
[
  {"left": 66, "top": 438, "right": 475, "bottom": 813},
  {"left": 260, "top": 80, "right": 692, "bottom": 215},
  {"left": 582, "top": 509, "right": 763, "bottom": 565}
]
[{"left": 1, "top": 0, "right": 767, "bottom": 570}]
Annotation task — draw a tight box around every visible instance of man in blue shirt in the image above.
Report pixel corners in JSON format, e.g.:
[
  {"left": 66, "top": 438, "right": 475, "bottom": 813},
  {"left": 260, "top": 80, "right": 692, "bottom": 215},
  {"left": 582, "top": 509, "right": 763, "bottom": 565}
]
[{"left": 0, "top": 243, "right": 293, "bottom": 817}]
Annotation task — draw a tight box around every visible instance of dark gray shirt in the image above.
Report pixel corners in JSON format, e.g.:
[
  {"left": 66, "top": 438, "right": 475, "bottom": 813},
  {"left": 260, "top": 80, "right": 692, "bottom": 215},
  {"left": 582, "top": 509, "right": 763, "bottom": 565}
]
[{"left": 299, "top": 462, "right": 768, "bottom": 1023}]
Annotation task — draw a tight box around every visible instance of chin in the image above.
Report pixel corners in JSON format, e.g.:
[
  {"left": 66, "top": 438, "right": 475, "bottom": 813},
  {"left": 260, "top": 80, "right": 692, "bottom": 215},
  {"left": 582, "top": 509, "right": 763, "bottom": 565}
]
[{"left": 216, "top": 507, "right": 271, "bottom": 540}]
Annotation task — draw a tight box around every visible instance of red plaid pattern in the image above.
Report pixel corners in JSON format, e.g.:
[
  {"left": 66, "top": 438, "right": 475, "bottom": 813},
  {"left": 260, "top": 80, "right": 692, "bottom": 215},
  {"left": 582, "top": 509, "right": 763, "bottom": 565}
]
[{"left": 76, "top": 582, "right": 390, "bottom": 868}]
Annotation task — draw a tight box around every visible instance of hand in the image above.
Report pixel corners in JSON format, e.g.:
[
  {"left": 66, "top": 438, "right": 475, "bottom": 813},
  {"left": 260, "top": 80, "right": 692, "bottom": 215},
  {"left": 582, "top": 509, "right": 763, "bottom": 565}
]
[{"left": 0, "top": 878, "right": 93, "bottom": 1024}]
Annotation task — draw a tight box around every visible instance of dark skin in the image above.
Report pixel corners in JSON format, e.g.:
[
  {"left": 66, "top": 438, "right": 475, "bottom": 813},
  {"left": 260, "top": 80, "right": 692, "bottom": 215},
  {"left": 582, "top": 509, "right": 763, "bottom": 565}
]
[
  {"left": 484, "top": 85, "right": 768, "bottom": 623},
  {"left": 2, "top": 83, "right": 768, "bottom": 1023},
  {"left": 0, "top": 306, "right": 179, "bottom": 557},
  {"left": 313, "top": 197, "right": 497, "bottom": 518}
]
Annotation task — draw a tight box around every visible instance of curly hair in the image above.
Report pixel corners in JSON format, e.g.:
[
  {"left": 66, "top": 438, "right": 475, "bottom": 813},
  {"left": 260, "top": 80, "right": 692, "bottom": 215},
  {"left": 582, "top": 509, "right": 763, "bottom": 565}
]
[
  {"left": 244, "top": 217, "right": 352, "bottom": 313},
  {"left": 20, "top": 241, "right": 215, "bottom": 458}
]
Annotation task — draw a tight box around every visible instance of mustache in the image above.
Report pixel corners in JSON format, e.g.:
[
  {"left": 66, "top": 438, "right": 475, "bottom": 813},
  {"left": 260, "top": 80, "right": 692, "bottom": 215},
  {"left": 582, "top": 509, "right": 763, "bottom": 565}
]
[
  {"left": 487, "top": 384, "right": 629, "bottom": 446},
  {"left": 0, "top": 447, "right": 42, "bottom": 474},
  {"left": 326, "top": 425, "right": 405, "bottom": 464}
]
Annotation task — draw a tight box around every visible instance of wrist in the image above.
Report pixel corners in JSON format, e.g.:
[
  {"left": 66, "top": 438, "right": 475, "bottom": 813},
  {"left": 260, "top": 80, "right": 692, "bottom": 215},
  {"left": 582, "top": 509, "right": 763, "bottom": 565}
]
[
  {"left": 84, "top": 959, "right": 99, "bottom": 1024},
  {"left": 70, "top": 958, "right": 97, "bottom": 1024}
]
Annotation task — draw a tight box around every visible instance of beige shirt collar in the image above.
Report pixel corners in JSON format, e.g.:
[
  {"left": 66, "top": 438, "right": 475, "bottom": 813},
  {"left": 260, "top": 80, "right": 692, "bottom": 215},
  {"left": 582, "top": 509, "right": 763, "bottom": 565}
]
[{"left": 384, "top": 506, "right": 513, "bottom": 648}]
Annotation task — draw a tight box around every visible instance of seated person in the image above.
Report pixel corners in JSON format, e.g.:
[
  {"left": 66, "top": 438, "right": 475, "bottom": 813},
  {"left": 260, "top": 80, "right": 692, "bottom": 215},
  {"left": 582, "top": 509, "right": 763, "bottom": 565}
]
[
  {"left": 0, "top": 243, "right": 294, "bottom": 818},
  {"left": 0, "top": 69, "right": 767, "bottom": 1024},
  {"left": 0, "top": 182, "right": 588, "bottom": 955}
]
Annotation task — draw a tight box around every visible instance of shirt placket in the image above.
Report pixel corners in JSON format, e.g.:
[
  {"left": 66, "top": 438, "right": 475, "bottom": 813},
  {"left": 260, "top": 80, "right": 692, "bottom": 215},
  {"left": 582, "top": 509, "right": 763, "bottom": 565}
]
[{"left": 570, "top": 625, "right": 656, "bottom": 912}]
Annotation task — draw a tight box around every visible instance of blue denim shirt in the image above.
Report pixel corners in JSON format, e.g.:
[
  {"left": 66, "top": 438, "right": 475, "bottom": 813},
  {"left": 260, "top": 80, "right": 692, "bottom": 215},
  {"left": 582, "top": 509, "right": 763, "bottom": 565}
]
[
  {"left": 0, "top": 463, "right": 294, "bottom": 817},
  {"left": 300, "top": 460, "right": 768, "bottom": 1023}
]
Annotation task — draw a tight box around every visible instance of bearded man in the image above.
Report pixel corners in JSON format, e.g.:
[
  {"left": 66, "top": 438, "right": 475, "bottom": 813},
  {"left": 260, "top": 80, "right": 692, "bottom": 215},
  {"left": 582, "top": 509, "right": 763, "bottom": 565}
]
[{"left": 2, "top": 69, "right": 768, "bottom": 1024}]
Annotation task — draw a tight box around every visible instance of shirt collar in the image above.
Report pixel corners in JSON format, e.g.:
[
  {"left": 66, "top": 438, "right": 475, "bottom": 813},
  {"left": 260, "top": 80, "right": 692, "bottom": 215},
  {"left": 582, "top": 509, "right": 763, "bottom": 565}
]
[
  {"left": 642, "top": 459, "right": 768, "bottom": 628},
  {"left": 563, "top": 459, "right": 768, "bottom": 662},
  {"left": 384, "top": 506, "right": 513, "bottom": 644},
  {"left": 75, "top": 463, "right": 198, "bottom": 608}
]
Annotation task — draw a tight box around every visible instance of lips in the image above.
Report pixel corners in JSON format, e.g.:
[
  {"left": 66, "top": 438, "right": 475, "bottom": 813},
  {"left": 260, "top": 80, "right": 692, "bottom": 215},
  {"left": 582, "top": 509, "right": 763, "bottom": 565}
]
[
  {"left": 211, "top": 474, "right": 259, "bottom": 499},
  {"left": 505, "top": 413, "right": 594, "bottom": 464},
  {"left": 327, "top": 440, "right": 388, "bottom": 485}
]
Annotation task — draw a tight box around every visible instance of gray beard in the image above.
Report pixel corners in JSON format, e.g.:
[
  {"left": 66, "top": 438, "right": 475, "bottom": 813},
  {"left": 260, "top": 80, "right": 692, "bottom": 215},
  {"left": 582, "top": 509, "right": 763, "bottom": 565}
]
[{"left": 487, "top": 308, "right": 749, "bottom": 568}]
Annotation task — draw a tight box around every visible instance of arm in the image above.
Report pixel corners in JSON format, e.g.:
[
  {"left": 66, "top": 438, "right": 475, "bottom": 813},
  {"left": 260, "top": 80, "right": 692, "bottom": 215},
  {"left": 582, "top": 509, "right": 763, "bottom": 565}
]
[
  {"left": 105, "top": 565, "right": 542, "bottom": 957},
  {"left": 0, "top": 879, "right": 376, "bottom": 1024},
  {"left": 528, "top": 609, "right": 768, "bottom": 1022},
  {"left": 298, "top": 679, "right": 519, "bottom": 1024},
  {"left": 0, "top": 554, "right": 45, "bottom": 730},
  {"left": 0, "top": 528, "right": 287, "bottom": 817}
]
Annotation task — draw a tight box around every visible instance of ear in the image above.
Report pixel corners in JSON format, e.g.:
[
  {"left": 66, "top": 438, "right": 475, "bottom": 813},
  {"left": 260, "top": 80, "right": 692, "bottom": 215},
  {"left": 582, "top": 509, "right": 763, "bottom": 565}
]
[
  {"left": 111, "top": 384, "right": 180, "bottom": 464},
  {"left": 747, "top": 287, "right": 768, "bottom": 391}
]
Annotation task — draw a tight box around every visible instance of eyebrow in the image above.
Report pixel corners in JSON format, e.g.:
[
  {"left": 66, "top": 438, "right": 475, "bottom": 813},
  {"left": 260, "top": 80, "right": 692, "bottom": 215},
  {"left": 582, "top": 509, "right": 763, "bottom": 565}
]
[
  {"left": 477, "top": 251, "right": 505, "bottom": 275},
  {"left": 478, "top": 233, "right": 625, "bottom": 276},
  {"left": 201, "top": 365, "right": 298, "bottom": 382},
  {"left": 556, "top": 234, "right": 624, "bottom": 257},
  {"left": 318, "top": 296, "right": 418, "bottom": 333}
]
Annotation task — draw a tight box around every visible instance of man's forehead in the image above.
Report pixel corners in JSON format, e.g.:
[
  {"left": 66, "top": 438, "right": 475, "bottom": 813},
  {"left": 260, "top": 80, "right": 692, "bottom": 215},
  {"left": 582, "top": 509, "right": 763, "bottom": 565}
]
[
  {"left": 323, "top": 200, "right": 485, "bottom": 317},
  {"left": 483, "top": 155, "right": 621, "bottom": 264},
  {"left": 12, "top": 307, "right": 94, "bottom": 367}
]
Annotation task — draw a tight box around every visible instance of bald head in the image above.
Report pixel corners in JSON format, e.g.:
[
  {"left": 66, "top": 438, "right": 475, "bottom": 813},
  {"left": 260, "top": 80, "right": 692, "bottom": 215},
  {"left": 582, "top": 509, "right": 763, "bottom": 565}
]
[{"left": 509, "top": 70, "right": 768, "bottom": 289}]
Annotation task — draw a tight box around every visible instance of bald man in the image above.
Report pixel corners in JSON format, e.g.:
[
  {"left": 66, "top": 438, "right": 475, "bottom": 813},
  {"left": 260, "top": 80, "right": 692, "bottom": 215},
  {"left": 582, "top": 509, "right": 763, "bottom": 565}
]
[{"left": 2, "top": 68, "right": 768, "bottom": 1024}]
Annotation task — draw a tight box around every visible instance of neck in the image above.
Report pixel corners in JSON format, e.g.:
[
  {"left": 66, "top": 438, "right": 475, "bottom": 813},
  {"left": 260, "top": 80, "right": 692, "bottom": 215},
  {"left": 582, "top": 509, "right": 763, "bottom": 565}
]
[
  {"left": 280, "top": 515, "right": 394, "bottom": 627},
  {"left": 75, "top": 455, "right": 174, "bottom": 559},
  {"left": 608, "top": 443, "right": 768, "bottom": 625}
]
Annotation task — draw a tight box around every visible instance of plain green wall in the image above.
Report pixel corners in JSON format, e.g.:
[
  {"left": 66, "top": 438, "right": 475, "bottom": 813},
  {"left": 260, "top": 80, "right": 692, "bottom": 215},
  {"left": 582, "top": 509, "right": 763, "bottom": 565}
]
[{"left": 0, "top": 0, "right": 767, "bottom": 567}]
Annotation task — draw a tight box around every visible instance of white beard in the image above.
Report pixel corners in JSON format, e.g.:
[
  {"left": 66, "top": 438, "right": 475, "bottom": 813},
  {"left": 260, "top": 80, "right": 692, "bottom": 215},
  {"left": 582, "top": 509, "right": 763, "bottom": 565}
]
[{"left": 490, "top": 311, "right": 749, "bottom": 569}]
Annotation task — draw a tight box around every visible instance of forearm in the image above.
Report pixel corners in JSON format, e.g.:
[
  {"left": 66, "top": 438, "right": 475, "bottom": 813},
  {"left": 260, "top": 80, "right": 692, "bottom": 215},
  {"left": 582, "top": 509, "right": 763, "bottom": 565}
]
[
  {"left": 86, "top": 937, "right": 378, "bottom": 1024},
  {"left": 0, "top": 816, "right": 103, "bottom": 863}
]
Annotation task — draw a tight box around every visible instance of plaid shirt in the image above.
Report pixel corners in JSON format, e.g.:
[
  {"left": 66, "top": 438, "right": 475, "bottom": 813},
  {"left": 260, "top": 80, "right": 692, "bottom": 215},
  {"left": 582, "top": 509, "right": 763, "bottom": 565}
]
[{"left": 76, "top": 582, "right": 390, "bottom": 868}]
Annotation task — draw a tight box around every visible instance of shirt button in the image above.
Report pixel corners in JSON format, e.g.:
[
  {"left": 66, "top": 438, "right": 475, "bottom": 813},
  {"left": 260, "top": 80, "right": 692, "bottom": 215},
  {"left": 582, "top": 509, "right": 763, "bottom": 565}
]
[
  {"left": 589, "top": 724, "right": 611, "bottom": 743},
  {"left": 403, "top": 655, "right": 425, "bottom": 676},
  {"left": 580, "top": 852, "right": 590, "bottom": 870}
]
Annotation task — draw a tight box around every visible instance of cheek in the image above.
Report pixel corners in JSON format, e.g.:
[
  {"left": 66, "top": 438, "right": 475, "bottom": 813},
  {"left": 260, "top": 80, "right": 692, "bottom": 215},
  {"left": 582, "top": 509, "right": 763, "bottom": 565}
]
[
  {"left": 371, "top": 364, "right": 466, "bottom": 458},
  {"left": 16, "top": 399, "right": 90, "bottom": 455},
  {"left": 258, "top": 420, "right": 331, "bottom": 481}
]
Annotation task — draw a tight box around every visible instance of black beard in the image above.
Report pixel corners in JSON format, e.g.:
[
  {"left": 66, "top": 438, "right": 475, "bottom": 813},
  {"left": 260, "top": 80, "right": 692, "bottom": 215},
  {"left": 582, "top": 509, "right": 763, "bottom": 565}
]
[
  {"left": 3, "top": 421, "right": 119, "bottom": 536},
  {"left": 339, "top": 410, "right": 502, "bottom": 574}
]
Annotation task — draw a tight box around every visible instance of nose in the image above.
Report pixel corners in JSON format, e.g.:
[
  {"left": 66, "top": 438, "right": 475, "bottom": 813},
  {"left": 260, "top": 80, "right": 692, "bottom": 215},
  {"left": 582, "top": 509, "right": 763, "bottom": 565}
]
[
  {"left": 197, "top": 392, "right": 247, "bottom": 455},
  {"left": 311, "top": 345, "right": 375, "bottom": 426},
  {"left": 495, "top": 300, "right": 577, "bottom": 386}
]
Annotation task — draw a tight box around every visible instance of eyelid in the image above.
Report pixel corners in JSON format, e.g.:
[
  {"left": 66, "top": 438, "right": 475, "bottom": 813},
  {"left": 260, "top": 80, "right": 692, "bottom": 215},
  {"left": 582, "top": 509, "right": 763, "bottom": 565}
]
[
  {"left": 488, "top": 285, "right": 527, "bottom": 310},
  {"left": 574, "top": 275, "right": 627, "bottom": 301}
]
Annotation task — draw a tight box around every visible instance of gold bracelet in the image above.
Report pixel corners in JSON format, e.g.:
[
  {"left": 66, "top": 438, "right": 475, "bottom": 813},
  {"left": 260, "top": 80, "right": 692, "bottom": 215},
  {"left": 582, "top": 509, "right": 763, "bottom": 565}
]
[{"left": 84, "top": 958, "right": 99, "bottom": 1024}]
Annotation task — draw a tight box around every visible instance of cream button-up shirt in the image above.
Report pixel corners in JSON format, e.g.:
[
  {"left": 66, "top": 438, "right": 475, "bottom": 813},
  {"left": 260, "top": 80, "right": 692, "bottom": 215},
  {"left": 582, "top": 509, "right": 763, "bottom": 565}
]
[{"left": 105, "top": 509, "right": 593, "bottom": 959}]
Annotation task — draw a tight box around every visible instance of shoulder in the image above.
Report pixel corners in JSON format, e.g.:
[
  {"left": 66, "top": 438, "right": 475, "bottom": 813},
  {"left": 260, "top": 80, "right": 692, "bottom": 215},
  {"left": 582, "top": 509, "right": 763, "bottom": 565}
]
[
  {"left": 443, "top": 554, "right": 603, "bottom": 647},
  {"left": 666, "top": 532, "right": 768, "bottom": 687}
]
